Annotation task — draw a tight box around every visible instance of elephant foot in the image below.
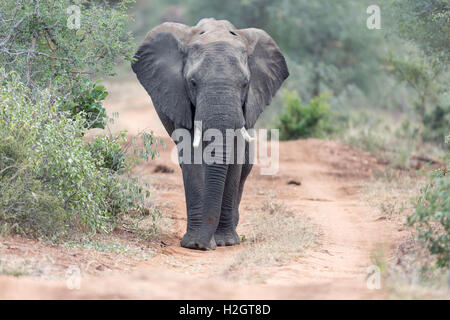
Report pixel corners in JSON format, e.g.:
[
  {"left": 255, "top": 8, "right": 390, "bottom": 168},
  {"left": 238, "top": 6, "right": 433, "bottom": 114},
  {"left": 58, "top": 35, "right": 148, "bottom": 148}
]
[
  {"left": 181, "top": 231, "right": 216, "bottom": 250},
  {"left": 214, "top": 229, "right": 240, "bottom": 246},
  {"left": 195, "top": 236, "right": 216, "bottom": 251}
]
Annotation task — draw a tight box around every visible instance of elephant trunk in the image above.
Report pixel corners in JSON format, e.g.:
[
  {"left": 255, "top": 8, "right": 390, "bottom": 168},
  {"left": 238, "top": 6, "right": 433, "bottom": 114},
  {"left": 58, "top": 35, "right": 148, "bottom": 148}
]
[
  {"left": 193, "top": 87, "right": 244, "bottom": 248},
  {"left": 196, "top": 161, "right": 228, "bottom": 246},
  {"left": 196, "top": 123, "right": 235, "bottom": 248}
]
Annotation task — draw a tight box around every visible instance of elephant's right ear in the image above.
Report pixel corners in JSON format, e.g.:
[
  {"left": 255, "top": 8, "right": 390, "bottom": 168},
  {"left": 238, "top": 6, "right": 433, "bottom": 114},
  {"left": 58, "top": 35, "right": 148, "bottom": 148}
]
[{"left": 132, "top": 23, "right": 194, "bottom": 129}]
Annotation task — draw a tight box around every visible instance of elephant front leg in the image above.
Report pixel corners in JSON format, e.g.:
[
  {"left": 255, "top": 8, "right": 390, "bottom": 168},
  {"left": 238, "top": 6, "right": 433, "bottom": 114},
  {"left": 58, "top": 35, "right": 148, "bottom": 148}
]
[
  {"left": 179, "top": 163, "right": 214, "bottom": 249},
  {"left": 232, "top": 162, "right": 253, "bottom": 229},
  {"left": 215, "top": 164, "right": 242, "bottom": 246}
]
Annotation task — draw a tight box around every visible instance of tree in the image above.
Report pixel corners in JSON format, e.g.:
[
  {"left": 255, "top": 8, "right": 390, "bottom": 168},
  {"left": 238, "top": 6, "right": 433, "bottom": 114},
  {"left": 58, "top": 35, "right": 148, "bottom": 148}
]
[
  {"left": 384, "top": 0, "right": 449, "bottom": 65},
  {"left": 0, "top": 0, "right": 135, "bottom": 99},
  {"left": 383, "top": 0, "right": 449, "bottom": 145}
]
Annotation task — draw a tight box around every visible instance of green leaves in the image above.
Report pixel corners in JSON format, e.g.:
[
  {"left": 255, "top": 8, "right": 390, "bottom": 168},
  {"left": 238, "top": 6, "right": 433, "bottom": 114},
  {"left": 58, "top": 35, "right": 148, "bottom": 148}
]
[
  {"left": 0, "top": 0, "right": 136, "bottom": 97},
  {"left": 0, "top": 1, "right": 163, "bottom": 241},
  {"left": 383, "top": 0, "right": 450, "bottom": 65},
  {"left": 58, "top": 80, "right": 109, "bottom": 129},
  {"left": 408, "top": 138, "right": 450, "bottom": 268},
  {"left": 0, "top": 73, "right": 158, "bottom": 240},
  {"left": 277, "top": 90, "right": 333, "bottom": 140}
]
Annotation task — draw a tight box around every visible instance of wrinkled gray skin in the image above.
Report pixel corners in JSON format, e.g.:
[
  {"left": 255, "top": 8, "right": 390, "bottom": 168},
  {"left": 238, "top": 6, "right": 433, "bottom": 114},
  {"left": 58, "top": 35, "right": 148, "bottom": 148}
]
[{"left": 132, "top": 18, "right": 289, "bottom": 250}]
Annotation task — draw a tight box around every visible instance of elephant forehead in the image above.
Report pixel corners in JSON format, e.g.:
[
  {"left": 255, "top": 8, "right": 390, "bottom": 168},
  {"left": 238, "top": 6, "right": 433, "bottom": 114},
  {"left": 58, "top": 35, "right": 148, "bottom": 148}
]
[
  {"left": 187, "top": 42, "right": 248, "bottom": 70},
  {"left": 191, "top": 31, "right": 246, "bottom": 48},
  {"left": 191, "top": 19, "right": 246, "bottom": 48},
  {"left": 195, "top": 18, "right": 236, "bottom": 31},
  {"left": 189, "top": 35, "right": 247, "bottom": 54}
]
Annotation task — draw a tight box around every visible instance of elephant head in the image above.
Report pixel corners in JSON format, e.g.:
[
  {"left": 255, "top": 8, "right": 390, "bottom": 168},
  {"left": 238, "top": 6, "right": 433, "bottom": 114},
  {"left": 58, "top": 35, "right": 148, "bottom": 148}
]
[{"left": 132, "top": 18, "right": 288, "bottom": 249}]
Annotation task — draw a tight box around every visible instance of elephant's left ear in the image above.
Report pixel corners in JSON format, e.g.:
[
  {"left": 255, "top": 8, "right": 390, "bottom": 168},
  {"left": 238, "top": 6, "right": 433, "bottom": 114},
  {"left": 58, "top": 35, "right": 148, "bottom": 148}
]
[{"left": 236, "top": 28, "right": 289, "bottom": 128}]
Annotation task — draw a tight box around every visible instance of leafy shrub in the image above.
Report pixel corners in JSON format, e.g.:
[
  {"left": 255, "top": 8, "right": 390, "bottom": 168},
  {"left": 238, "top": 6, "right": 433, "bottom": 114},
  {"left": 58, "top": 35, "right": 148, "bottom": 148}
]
[
  {"left": 0, "top": 1, "right": 161, "bottom": 242},
  {"left": 59, "top": 80, "right": 109, "bottom": 129},
  {"left": 277, "top": 90, "right": 333, "bottom": 140},
  {"left": 408, "top": 136, "right": 450, "bottom": 268},
  {"left": 0, "top": 73, "right": 156, "bottom": 240}
]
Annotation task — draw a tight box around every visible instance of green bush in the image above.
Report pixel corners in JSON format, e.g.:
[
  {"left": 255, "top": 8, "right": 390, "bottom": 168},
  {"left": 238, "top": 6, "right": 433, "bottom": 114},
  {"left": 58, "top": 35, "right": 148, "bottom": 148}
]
[
  {"left": 58, "top": 80, "right": 109, "bottom": 130},
  {"left": 0, "top": 73, "right": 154, "bottom": 240},
  {"left": 0, "top": 1, "right": 161, "bottom": 242},
  {"left": 408, "top": 136, "right": 450, "bottom": 268},
  {"left": 277, "top": 90, "right": 333, "bottom": 140}
]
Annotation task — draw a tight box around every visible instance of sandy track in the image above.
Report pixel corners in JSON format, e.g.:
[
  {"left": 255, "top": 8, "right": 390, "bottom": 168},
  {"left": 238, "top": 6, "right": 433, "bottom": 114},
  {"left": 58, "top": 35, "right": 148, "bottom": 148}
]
[{"left": 0, "top": 80, "right": 398, "bottom": 299}]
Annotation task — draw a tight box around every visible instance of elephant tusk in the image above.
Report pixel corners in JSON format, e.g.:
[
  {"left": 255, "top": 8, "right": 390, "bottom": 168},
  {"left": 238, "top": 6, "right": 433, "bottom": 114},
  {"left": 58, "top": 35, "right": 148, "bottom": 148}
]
[
  {"left": 240, "top": 127, "right": 256, "bottom": 143},
  {"left": 193, "top": 126, "right": 202, "bottom": 148}
]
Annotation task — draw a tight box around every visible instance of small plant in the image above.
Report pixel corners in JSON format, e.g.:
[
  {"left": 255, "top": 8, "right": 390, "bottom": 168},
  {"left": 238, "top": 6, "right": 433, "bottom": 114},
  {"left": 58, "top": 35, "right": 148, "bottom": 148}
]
[
  {"left": 277, "top": 90, "right": 333, "bottom": 140},
  {"left": 408, "top": 136, "right": 450, "bottom": 268}
]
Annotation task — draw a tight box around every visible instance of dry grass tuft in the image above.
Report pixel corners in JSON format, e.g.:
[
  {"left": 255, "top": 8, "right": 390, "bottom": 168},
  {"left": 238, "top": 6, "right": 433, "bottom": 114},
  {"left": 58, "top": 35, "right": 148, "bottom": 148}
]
[
  {"left": 361, "top": 169, "right": 427, "bottom": 222},
  {"left": 222, "top": 200, "right": 318, "bottom": 282}
]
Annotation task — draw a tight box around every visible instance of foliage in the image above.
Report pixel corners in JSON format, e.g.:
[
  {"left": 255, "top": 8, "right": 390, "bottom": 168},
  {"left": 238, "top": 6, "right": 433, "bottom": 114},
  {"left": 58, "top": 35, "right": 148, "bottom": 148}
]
[
  {"left": 0, "top": 73, "right": 155, "bottom": 240},
  {"left": 385, "top": 49, "right": 449, "bottom": 143},
  {"left": 88, "top": 130, "right": 164, "bottom": 173},
  {"left": 0, "top": 0, "right": 164, "bottom": 242},
  {"left": 277, "top": 90, "right": 332, "bottom": 140},
  {"left": 383, "top": 0, "right": 450, "bottom": 65},
  {"left": 0, "top": 0, "right": 136, "bottom": 98},
  {"left": 58, "top": 80, "right": 108, "bottom": 129},
  {"left": 408, "top": 138, "right": 450, "bottom": 268},
  {"left": 383, "top": 0, "right": 450, "bottom": 146},
  {"left": 88, "top": 132, "right": 127, "bottom": 172}
]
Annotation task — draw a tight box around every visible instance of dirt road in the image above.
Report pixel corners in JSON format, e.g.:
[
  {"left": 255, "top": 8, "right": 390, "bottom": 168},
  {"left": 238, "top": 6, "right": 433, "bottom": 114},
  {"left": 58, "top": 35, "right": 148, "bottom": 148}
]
[{"left": 0, "top": 79, "right": 398, "bottom": 299}]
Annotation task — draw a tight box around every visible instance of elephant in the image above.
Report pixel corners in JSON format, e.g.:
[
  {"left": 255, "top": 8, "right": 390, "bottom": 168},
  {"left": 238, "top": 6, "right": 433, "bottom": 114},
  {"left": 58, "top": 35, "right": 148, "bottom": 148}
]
[{"left": 132, "top": 18, "right": 289, "bottom": 250}]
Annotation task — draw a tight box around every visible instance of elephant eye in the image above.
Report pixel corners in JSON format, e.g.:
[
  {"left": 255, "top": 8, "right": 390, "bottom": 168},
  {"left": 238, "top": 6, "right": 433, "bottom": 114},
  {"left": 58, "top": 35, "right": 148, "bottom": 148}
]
[{"left": 190, "top": 79, "right": 197, "bottom": 88}]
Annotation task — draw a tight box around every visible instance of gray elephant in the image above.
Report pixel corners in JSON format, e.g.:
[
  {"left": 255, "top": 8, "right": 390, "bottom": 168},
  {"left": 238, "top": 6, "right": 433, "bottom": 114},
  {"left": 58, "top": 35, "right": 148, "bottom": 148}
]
[{"left": 132, "top": 18, "right": 289, "bottom": 250}]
